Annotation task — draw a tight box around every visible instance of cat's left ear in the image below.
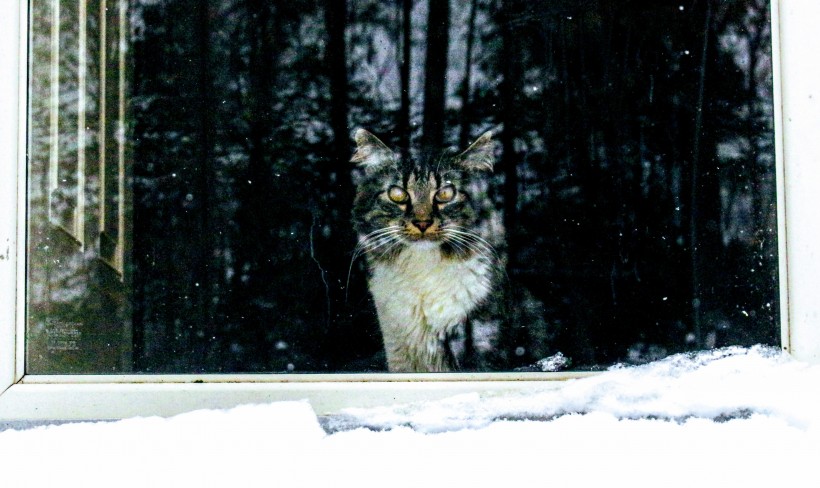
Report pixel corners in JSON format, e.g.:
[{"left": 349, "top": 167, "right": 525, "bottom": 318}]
[
  {"left": 455, "top": 131, "right": 495, "bottom": 172},
  {"left": 351, "top": 129, "right": 396, "bottom": 170}
]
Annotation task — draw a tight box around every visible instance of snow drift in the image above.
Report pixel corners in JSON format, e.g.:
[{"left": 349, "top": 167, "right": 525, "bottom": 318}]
[{"left": 2, "top": 346, "right": 818, "bottom": 487}]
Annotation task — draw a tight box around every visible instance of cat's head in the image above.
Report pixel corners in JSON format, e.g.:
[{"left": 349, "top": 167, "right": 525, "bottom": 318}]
[{"left": 351, "top": 129, "right": 496, "bottom": 261}]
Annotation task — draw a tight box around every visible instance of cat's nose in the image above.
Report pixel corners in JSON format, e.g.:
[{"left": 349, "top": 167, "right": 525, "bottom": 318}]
[{"left": 413, "top": 219, "right": 433, "bottom": 232}]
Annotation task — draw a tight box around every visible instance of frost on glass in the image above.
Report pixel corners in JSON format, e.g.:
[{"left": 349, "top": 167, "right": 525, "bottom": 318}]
[{"left": 28, "top": 0, "right": 778, "bottom": 374}]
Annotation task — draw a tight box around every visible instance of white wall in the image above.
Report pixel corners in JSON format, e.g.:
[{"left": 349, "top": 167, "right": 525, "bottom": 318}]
[
  {"left": 0, "top": 0, "right": 23, "bottom": 392},
  {"left": 780, "top": 0, "right": 820, "bottom": 362}
]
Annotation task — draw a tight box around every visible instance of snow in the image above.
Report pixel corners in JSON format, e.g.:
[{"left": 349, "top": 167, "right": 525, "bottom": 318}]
[{"left": 2, "top": 346, "right": 819, "bottom": 487}]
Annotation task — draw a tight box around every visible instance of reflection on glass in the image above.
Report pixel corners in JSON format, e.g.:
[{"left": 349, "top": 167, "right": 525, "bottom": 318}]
[
  {"left": 28, "top": 0, "right": 131, "bottom": 373},
  {"left": 27, "top": 0, "right": 779, "bottom": 374}
]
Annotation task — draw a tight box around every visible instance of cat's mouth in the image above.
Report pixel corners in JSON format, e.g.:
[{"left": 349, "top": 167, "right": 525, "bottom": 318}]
[{"left": 404, "top": 220, "right": 442, "bottom": 241}]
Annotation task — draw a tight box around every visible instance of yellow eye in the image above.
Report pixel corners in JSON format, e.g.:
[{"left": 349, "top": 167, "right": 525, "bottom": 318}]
[
  {"left": 387, "top": 186, "right": 409, "bottom": 203},
  {"left": 434, "top": 185, "right": 456, "bottom": 203}
]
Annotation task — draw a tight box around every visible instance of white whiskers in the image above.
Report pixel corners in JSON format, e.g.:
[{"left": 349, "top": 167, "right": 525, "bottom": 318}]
[
  {"left": 346, "top": 225, "right": 405, "bottom": 298},
  {"left": 352, "top": 225, "right": 405, "bottom": 261},
  {"left": 346, "top": 223, "right": 502, "bottom": 301},
  {"left": 441, "top": 225, "right": 500, "bottom": 264}
]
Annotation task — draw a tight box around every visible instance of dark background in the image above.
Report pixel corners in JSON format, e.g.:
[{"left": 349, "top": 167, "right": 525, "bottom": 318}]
[{"left": 130, "top": 0, "right": 778, "bottom": 373}]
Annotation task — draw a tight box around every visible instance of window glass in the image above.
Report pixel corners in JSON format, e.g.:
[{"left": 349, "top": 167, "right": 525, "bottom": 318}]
[{"left": 26, "top": 0, "right": 779, "bottom": 374}]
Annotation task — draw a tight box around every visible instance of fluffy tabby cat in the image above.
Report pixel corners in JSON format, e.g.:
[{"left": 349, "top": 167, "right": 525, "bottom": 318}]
[{"left": 351, "top": 129, "right": 503, "bottom": 372}]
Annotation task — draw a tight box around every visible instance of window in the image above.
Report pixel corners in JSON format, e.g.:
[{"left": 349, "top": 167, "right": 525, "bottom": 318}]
[{"left": 2, "top": 1, "right": 819, "bottom": 420}]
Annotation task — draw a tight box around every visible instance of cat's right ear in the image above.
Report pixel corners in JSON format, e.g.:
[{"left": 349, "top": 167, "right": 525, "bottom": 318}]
[
  {"left": 454, "top": 131, "right": 495, "bottom": 172},
  {"left": 351, "top": 129, "right": 396, "bottom": 170}
]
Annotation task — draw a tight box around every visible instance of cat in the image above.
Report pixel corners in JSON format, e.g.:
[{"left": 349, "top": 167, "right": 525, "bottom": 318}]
[{"left": 350, "top": 129, "right": 504, "bottom": 372}]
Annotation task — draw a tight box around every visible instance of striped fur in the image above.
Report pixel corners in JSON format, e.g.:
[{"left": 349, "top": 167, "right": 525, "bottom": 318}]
[{"left": 350, "top": 130, "right": 501, "bottom": 372}]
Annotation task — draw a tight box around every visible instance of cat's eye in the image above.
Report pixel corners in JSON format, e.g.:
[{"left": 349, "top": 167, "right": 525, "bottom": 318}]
[
  {"left": 434, "top": 185, "right": 456, "bottom": 203},
  {"left": 387, "top": 186, "right": 409, "bottom": 203}
]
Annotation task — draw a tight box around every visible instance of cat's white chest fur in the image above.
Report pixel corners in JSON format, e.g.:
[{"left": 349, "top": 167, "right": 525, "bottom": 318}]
[{"left": 369, "top": 242, "right": 493, "bottom": 372}]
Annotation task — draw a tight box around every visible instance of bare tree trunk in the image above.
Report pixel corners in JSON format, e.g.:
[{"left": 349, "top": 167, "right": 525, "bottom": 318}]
[
  {"left": 421, "top": 0, "right": 450, "bottom": 151},
  {"left": 193, "top": 0, "right": 216, "bottom": 366},
  {"left": 459, "top": 0, "right": 478, "bottom": 149},
  {"left": 397, "top": 0, "right": 412, "bottom": 160},
  {"left": 498, "top": 0, "right": 527, "bottom": 366},
  {"left": 500, "top": 1, "right": 519, "bottom": 259},
  {"left": 326, "top": 0, "right": 350, "bottom": 169},
  {"left": 321, "top": 0, "right": 357, "bottom": 368},
  {"left": 689, "top": 0, "right": 714, "bottom": 348},
  {"left": 744, "top": 8, "right": 763, "bottom": 234},
  {"left": 232, "top": 0, "right": 276, "bottom": 299},
  {"left": 219, "top": 0, "right": 280, "bottom": 369}
]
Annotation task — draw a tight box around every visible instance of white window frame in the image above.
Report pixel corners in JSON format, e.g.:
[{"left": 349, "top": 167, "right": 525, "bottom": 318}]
[{"left": 1, "top": 1, "right": 817, "bottom": 421}]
